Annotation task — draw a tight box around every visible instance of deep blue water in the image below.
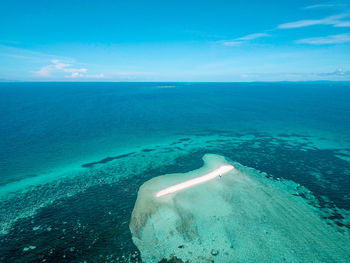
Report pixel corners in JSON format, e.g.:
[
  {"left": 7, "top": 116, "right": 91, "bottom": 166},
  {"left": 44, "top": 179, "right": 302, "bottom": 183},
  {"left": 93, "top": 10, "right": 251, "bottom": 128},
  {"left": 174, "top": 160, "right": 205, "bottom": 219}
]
[
  {"left": 1, "top": 82, "right": 350, "bottom": 185},
  {"left": 1, "top": 82, "right": 350, "bottom": 262}
]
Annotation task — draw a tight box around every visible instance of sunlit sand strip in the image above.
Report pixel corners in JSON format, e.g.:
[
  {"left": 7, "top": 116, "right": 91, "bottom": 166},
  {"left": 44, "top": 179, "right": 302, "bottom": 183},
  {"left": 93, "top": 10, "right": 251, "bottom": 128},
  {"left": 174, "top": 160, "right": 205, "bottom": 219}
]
[{"left": 155, "top": 165, "right": 234, "bottom": 197}]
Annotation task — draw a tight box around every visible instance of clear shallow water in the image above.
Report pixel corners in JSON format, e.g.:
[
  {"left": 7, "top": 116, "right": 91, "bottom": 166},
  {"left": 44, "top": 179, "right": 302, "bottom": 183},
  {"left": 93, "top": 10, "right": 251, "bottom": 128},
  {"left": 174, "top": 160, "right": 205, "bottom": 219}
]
[{"left": 0, "top": 82, "right": 350, "bottom": 262}]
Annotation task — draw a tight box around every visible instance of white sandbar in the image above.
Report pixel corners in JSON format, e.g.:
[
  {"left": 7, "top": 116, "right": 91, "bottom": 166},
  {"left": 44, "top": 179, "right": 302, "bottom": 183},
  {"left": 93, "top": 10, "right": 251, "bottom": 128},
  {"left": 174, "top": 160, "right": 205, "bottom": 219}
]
[{"left": 155, "top": 165, "right": 234, "bottom": 197}]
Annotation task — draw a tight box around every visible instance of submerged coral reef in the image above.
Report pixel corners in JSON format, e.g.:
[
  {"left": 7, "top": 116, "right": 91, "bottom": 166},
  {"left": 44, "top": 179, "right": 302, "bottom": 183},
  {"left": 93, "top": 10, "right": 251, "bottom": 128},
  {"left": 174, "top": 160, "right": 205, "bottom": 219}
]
[{"left": 130, "top": 154, "right": 350, "bottom": 263}]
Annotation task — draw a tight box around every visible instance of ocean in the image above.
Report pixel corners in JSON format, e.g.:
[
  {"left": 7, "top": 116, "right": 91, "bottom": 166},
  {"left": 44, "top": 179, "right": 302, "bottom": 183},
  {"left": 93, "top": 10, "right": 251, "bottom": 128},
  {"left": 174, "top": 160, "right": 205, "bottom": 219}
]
[{"left": 0, "top": 82, "right": 350, "bottom": 262}]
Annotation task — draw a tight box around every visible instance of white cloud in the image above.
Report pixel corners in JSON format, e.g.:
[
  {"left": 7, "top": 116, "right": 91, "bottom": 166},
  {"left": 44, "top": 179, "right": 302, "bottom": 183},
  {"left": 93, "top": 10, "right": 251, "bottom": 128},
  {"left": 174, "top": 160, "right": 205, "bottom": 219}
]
[
  {"left": 318, "top": 68, "right": 350, "bottom": 76},
  {"left": 236, "top": 33, "right": 270, "bottom": 41},
  {"left": 219, "top": 41, "right": 241, "bottom": 46},
  {"left": 63, "top": 68, "right": 88, "bottom": 73},
  {"left": 35, "top": 59, "right": 103, "bottom": 79},
  {"left": 36, "top": 66, "right": 52, "bottom": 77},
  {"left": 334, "top": 20, "right": 350, "bottom": 27},
  {"left": 66, "top": 72, "right": 104, "bottom": 79},
  {"left": 296, "top": 33, "right": 350, "bottom": 44},
  {"left": 303, "top": 4, "right": 344, "bottom": 9},
  {"left": 219, "top": 33, "right": 270, "bottom": 46},
  {"left": 278, "top": 13, "right": 350, "bottom": 29},
  {"left": 51, "top": 59, "right": 71, "bottom": 70}
]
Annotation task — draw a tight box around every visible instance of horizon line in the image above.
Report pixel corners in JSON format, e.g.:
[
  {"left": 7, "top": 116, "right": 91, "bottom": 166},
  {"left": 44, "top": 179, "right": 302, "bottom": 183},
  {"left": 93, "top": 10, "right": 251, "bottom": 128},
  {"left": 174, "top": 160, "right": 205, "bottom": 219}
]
[{"left": 1, "top": 80, "right": 350, "bottom": 83}]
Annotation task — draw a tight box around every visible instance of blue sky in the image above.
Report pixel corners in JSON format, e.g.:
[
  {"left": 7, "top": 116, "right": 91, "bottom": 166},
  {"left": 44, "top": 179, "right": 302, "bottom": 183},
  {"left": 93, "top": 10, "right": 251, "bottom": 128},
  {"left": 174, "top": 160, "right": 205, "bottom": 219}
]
[{"left": 1, "top": 0, "right": 350, "bottom": 81}]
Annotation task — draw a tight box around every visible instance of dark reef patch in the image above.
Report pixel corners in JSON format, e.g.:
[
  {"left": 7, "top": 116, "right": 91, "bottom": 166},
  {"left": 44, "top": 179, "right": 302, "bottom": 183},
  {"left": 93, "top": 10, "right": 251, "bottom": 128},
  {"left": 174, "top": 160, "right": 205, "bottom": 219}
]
[
  {"left": 81, "top": 152, "right": 136, "bottom": 168},
  {"left": 141, "top": 148, "right": 155, "bottom": 152}
]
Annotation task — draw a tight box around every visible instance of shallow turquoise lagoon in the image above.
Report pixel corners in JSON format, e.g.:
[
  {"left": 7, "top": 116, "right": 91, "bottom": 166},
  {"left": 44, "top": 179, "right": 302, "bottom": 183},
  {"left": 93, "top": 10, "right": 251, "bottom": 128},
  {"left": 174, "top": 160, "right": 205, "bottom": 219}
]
[{"left": 0, "top": 82, "right": 350, "bottom": 262}]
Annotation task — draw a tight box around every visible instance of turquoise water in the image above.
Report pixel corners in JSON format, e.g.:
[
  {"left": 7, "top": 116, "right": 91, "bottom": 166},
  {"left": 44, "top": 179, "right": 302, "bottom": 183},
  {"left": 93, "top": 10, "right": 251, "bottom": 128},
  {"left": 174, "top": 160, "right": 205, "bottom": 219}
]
[{"left": 1, "top": 82, "right": 350, "bottom": 262}]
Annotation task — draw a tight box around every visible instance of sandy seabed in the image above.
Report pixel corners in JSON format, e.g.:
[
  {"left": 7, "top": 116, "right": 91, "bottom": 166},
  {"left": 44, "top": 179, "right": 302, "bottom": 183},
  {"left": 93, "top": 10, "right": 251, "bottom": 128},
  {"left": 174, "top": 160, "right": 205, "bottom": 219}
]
[{"left": 131, "top": 154, "right": 350, "bottom": 263}]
